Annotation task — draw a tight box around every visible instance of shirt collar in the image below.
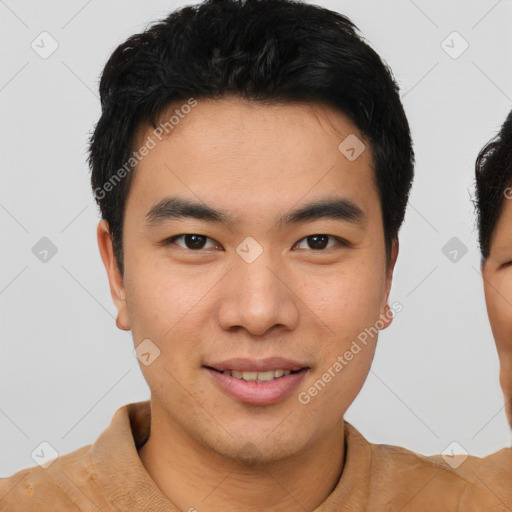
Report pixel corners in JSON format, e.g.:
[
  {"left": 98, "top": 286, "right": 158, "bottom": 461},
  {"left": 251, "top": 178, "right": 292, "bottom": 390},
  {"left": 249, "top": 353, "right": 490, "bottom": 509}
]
[{"left": 92, "top": 400, "right": 372, "bottom": 511}]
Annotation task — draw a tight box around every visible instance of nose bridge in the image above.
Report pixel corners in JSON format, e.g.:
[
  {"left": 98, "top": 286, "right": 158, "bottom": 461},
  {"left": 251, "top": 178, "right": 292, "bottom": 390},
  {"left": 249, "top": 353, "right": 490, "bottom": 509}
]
[
  {"left": 217, "top": 243, "right": 299, "bottom": 335},
  {"left": 239, "top": 253, "right": 279, "bottom": 301}
]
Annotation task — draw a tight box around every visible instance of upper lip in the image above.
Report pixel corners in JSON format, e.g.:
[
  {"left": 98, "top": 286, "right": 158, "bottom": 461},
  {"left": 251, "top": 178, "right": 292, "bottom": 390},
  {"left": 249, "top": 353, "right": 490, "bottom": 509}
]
[{"left": 205, "top": 357, "right": 309, "bottom": 372}]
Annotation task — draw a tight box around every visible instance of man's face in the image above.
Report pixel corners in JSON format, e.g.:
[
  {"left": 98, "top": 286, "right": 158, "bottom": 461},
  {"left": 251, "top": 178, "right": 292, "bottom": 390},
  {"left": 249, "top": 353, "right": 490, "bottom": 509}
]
[
  {"left": 99, "top": 96, "right": 396, "bottom": 463},
  {"left": 482, "top": 195, "right": 512, "bottom": 428}
]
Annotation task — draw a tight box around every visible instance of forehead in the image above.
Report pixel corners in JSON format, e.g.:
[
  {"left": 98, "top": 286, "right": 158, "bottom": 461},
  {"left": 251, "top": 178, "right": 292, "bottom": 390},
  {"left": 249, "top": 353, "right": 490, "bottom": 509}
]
[{"left": 126, "top": 96, "right": 379, "bottom": 225}]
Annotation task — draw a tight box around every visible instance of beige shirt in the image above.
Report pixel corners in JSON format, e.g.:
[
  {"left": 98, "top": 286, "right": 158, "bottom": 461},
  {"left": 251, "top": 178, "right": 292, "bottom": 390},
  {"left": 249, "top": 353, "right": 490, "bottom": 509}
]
[{"left": 1, "top": 400, "right": 511, "bottom": 511}]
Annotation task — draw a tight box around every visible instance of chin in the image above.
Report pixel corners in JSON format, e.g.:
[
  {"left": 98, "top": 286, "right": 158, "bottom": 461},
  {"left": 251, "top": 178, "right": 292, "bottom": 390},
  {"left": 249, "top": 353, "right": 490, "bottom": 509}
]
[{"left": 203, "top": 426, "right": 308, "bottom": 466}]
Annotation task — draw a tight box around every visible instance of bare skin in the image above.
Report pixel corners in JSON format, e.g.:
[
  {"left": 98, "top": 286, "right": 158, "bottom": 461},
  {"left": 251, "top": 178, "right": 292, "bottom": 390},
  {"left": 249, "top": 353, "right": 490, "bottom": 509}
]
[
  {"left": 482, "top": 196, "right": 512, "bottom": 431},
  {"left": 97, "top": 96, "right": 398, "bottom": 512}
]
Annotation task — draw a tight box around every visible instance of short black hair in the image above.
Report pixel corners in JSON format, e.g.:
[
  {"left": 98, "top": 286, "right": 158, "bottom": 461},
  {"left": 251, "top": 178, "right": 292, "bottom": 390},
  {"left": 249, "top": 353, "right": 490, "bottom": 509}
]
[
  {"left": 474, "top": 109, "right": 512, "bottom": 260},
  {"left": 88, "top": 0, "right": 414, "bottom": 277}
]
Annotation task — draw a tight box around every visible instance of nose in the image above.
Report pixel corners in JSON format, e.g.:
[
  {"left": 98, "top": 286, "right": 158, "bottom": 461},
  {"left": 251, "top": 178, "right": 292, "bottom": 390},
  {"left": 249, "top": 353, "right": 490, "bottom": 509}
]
[{"left": 216, "top": 248, "right": 300, "bottom": 337}]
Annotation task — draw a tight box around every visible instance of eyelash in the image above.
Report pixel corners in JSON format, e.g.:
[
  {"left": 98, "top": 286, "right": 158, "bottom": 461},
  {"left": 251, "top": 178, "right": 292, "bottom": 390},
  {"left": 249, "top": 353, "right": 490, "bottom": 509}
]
[{"left": 161, "top": 234, "right": 351, "bottom": 251}]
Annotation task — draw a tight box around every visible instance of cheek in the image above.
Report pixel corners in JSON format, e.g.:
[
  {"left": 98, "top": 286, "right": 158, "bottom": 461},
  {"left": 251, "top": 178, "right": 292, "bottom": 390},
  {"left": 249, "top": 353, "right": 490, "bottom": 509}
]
[
  {"left": 485, "top": 278, "right": 512, "bottom": 395},
  {"left": 122, "top": 263, "right": 208, "bottom": 393},
  {"left": 125, "top": 252, "right": 209, "bottom": 332},
  {"left": 313, "top": 260, "right": 386, "bottom": 377},
  {"left": 296, "top": 263, "right": 385, "bottom": 384},
  {"left": 312, "top": 264, "right": 386, "bottom": 328},
  {"left": 485, "top": 277, "right": 512, "bottom": 357},
  {"left": 298, "top": 328, "right": 377, "bottom": 428}
]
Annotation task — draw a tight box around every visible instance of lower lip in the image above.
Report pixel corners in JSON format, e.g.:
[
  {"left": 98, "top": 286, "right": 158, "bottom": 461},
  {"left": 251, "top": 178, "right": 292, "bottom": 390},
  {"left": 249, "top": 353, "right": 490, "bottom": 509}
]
[{"left": 205, "top": 368, "right": 308, "bottom": 405}]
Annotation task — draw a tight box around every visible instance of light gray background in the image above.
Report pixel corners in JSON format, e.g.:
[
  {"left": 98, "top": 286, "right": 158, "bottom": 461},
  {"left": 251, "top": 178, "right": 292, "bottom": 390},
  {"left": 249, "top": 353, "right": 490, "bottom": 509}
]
[{"left": 1, "top": 0, "right": 512, "bottom": 477}]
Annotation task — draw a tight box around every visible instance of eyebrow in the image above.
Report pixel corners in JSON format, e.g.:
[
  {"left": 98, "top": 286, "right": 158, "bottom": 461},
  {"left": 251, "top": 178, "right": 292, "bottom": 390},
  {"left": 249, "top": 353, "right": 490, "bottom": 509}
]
[{"left": 144, "top": 196, "right": 367, "bottom": 228}]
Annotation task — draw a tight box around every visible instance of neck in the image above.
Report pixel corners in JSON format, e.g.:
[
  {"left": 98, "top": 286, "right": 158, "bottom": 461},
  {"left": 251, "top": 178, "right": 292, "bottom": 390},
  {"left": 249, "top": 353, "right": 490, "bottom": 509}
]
[{"left": 138, "top": 401, "right": 345, "bottom": 512}]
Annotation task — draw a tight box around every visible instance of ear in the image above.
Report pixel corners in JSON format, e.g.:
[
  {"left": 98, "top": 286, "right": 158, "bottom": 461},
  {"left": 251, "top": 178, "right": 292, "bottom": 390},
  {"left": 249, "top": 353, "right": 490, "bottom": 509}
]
[
  {"left": 378, "top": 238, "right": 399, "bottom": 331},
  {"left": 97, "top": 220, "right": 130, "bottom": 331}
]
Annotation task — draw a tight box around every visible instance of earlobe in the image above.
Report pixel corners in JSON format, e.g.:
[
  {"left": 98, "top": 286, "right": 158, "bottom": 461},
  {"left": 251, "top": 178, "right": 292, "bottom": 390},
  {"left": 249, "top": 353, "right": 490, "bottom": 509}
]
[
  {"left": 97, "top": 220, "right": 131, "bottom": 331},
  {"left": 378, "top": 303, "right": 394, "bottom": 331},
  {"left": 116, "top": 314, "right": 130, "bottom": 331}
]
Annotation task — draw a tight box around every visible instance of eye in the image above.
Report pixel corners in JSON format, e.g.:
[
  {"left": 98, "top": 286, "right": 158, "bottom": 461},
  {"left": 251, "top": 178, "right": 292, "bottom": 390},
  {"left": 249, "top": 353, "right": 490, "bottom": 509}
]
[
  {"left": 161, "top": 233, "right": 350, "bottom": 252},
  {"left": 293, "top": 234, "right": 349, "bottom": 251},
  {"left": 163, "top": 234, "right": 221, "bottom": 251}
]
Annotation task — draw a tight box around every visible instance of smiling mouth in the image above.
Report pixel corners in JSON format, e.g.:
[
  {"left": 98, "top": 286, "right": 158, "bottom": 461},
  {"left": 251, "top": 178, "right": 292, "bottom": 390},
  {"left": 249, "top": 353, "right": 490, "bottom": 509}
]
[{"left": 206, "top": 367, "right": 306, "bottom": 382}]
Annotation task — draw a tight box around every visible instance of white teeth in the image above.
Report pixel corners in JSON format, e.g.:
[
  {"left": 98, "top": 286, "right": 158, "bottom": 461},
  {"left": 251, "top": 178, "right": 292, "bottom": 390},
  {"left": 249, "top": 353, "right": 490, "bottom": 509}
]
[
  {"left": 222, "top": 369, "right": 294, "bottom": 382},
  {"left": 256, "top": 370, "right": 275, "bottom": 382}
]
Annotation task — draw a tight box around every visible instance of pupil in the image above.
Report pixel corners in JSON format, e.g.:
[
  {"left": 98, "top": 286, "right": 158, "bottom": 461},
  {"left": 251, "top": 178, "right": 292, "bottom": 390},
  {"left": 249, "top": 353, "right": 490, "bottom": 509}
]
[
  {"left": 309, "top": 235, "right": 328, "bottom": 250},
  {"left": 185, "top": 234, "right": 206, "bottom": 249}
]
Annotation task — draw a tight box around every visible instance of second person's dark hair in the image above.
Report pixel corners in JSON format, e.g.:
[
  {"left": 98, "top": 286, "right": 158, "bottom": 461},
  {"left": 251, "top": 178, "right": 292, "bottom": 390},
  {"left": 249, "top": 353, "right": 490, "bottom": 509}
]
[{"left": 475, "top": 110, "right": 512, "bottom": 260}]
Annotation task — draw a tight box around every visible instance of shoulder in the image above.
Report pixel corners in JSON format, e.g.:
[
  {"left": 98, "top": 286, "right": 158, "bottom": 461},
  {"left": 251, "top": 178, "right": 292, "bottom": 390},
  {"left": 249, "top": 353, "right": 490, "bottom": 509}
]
[
  {"left": 374, "top": 441, "right": 512, "bottom": 510},
  {"left": 0, "top": 444, "right": 110, "bottom": 511},
  {"left": 429, "top": 448, "right": 512, "bottom": 496},
  {"left": 0, "top": 401, "right": 146, "bottom": 511},
  {"left": 345, "top": 423, "right": 512, "bottom": 511}
]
